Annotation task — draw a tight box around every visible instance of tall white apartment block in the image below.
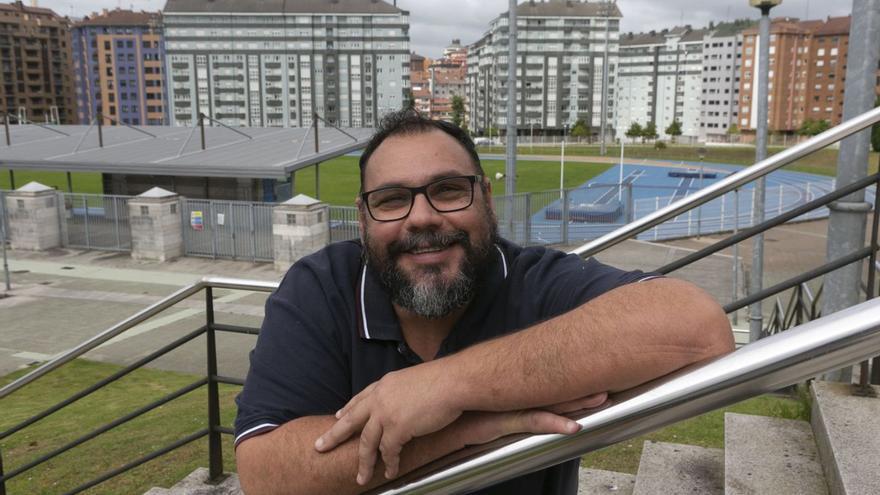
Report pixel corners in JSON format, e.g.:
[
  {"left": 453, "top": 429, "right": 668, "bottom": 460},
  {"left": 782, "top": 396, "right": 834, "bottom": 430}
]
[
  {"left": 616, "top": 26, "right": 705, "bottom": 141},
  {"left": 699, "top": 27, "right": 743, "bottom": 141},
  {"left": 163, "top": 0, "right": 410, "bottom": 128},
  {"left": 466, "top": 0, "right": 622, "bottom": 135}
]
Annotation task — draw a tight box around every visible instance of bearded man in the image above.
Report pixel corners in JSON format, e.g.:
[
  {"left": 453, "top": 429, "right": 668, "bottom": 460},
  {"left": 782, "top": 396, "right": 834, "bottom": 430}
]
[{"left": 234, "top": 110, "right": 734, "bottom": 494}]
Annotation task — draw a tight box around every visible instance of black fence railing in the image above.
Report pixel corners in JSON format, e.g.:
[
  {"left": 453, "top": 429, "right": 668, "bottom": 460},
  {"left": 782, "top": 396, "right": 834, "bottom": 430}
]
[{"left": 0, "top": 281, "right": 272, "bottom": 495}]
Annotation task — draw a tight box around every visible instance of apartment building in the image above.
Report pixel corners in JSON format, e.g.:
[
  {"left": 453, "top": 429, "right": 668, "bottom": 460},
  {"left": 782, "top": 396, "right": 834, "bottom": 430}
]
[
  {"left": 0, "top": 1, "right": 74, "bottom": 124},
  {"left": 428, "top": 39, "right": 466, "bottom": 122},
  {"left": 409, "top": 54, "right": 431, "bottom": 114},
  {"left": 616, "top": 26, "right": 706, "bottom": 141},
  {"left": 71, "top": 9, "right": 166, "bottom": 126},
  {"left": 699, "top": 22, "right": 747, "bottom": 141},
  {"left": 162, "top": 0, "right": 410, "bottom": 128},
  {"left": 466, "top": 0, "right": 621, "bottom": 135}
]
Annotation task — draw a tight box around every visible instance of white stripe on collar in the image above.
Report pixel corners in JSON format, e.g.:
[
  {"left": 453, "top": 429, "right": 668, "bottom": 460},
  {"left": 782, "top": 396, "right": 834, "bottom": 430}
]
[
  {"left": 360, "top": 265, "right": 371, "bottom": 339},
  {"left": 495, "top": 244, "right": 508, "bottom": 279}
]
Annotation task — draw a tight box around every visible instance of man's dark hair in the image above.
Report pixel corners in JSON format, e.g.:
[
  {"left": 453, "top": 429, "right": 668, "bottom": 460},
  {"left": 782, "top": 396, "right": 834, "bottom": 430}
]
[{"left": 358, "top": 109, "right": 484, "bottom": 191}]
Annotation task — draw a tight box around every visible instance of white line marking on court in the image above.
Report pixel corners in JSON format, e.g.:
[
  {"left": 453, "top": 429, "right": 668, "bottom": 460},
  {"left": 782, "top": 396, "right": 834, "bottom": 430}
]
[
  {"left": 774, "top": 227, "right": 827, "bottom": 239},
  {"left": 95, "top": 290, "right": 254, "bottom": 349},
  {"left": 629, "top": 239, "right": 735, "bottom": 259},
  {"left": 11, "top": 351, "right": 58, "bottom": 362}
]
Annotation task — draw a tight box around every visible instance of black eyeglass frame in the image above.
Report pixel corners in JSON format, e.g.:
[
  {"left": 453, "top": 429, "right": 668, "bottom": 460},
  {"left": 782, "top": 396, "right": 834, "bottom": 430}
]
[{"left": 360, "top": 175, "right": 484, "bottom": 222}]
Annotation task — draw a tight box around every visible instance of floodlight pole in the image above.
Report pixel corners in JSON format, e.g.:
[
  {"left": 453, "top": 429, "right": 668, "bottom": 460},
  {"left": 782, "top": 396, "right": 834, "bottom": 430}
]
[
  {"left": 822, "top": 0, "right": 880, "bottom": 383},
  {"left": 748, "top": 1, "right": 777, "bottom": 343},
  {"left": 4, "top": 115, "right": 10, "bottom": 146},
  {"left": 599, "top": 0, "right": 612, "bottom": 156},
  {"left": 505, "top": 0, "right": 518, "bottom": 228},
  {"left": 314, "top": 113, "right": 320, "bottom": 200}
]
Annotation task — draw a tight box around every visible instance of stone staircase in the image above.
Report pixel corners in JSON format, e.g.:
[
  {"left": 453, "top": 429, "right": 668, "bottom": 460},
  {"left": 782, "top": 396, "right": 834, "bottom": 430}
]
[{"left": 144, "top": 381, "right": 880, "bottom": 495}]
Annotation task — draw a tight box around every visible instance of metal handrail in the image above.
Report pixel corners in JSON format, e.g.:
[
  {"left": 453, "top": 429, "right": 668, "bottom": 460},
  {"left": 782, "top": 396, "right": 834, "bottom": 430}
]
[
  {"left": 0, "top": 276, "right": 278, "bottom": 400},
  {"left": 570, "top": 105, "right": 880, "bottom": 259},
  {"left": 374, "top": 297, "right": 880, "bottom": 494}
]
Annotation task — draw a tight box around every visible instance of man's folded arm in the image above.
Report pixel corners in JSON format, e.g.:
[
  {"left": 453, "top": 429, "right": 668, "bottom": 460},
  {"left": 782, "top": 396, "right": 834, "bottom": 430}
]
[
  {"left": 453, "top": 277, "right": 735, "bottom": 412},
  {"left": 235, "top": 408, "right": 582, "bottom": 494}
]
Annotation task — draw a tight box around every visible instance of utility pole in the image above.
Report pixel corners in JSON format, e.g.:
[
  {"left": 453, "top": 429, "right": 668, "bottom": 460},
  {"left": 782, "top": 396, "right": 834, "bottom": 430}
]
[
  {"left": 822, "top": 0, "right": 880, "bottom": 382},
  {"left": 505, "top": 0, "right": 518, "bottom": 233},
  {"left": 748, "top": 0, "right": 781, "bottom": 343}
]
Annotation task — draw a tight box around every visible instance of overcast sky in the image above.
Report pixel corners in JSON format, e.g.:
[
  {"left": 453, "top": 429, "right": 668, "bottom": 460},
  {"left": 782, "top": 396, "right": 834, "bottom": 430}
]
[{"left": 39, "top": 0, "right": 854, "bottom": 57}]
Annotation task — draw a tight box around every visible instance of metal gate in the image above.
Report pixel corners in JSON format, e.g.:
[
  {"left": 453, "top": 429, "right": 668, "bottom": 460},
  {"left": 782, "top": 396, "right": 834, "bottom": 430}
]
[
  {"left": 62, "top": 193, "right": 132, "bottom": 251},
  {"left": 181, "top": 198, "right": 274, "bottom": 261}
]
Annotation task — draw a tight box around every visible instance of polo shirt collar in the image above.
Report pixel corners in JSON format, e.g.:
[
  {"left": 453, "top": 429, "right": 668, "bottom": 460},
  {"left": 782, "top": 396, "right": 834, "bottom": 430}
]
[{"left": 356, "top": 243, "right": 509, "bottom": 342}]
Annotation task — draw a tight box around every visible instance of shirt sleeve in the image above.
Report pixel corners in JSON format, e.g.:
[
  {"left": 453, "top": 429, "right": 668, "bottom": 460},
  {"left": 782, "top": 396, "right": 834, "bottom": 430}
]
[
  {"left": 233, "top": 264, "right": 352, "bottom": 447},
  {"left": 523, "top": 249, "right": 662, "bottom": 319}
]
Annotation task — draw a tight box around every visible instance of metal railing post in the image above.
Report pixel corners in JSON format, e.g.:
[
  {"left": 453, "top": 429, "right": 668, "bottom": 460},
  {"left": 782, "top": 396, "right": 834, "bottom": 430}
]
[
  {"left": 869, "top": 162, "right": 880, "bottom": 386},
  {"left": 205, "top": 287, "right": 224, "bottom": 480},
  {"left": 83, "top": 194, "right": 91, "bottom": 249},
  {"left": 524, "top": 193, "right": 531, "bottom": 245},
  {"left": 113, "top": 198, "right": 121, "bottom": 250},
  {"left": 561, "top": 189, "right": 570, "bottom": 245}
]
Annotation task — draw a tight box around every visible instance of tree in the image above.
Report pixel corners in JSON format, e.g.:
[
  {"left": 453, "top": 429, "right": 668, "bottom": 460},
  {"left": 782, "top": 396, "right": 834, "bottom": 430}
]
[
  {"left": 450, "top": 95, "right": 465, "bottom": 127},
  {"left": 665, "top": 120, "right": 682, "bottom": 143},
  {"left": 642, "top": 122, "right": 659, "bottom": 142},
  {"left": 727, "top": 123, "right": 741, "bottom": 135},
  {"left": 872, "top": 96, "right": 880, "bottom": 152},
  {"left": 570, "top": 118, "right": 590, "bottom": 139},
  {"left": 625, "top": 122, "right": 643, "bottom": 141},
  {"left": 798, "top": 119, "right": 831, "bottom": 137}
]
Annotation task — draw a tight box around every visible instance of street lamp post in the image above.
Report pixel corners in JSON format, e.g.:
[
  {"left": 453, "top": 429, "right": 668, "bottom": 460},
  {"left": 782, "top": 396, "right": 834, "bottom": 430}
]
[
  {"left": 747, "top": 0, "right": 781, "bottom": 343},
  {"left": 560, "top": 124, "right": 568, "bottom": 199}
]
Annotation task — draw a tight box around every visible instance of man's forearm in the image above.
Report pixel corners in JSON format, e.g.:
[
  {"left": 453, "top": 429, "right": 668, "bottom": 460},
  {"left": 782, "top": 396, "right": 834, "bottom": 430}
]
[
  {"left": 236, "top": 415, "right": 467, "bottom": 495},
  {"left": 450, "top": 278, "right": 734, "bottom": 412}
]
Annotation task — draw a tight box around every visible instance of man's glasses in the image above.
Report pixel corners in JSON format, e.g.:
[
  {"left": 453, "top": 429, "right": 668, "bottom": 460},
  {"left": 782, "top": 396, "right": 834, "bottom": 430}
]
[{"left": 361, "top": 175, "right": 483, "bottom": 222}]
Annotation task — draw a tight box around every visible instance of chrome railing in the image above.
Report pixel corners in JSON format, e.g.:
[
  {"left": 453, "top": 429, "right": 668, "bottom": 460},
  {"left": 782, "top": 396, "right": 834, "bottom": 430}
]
[
  {"left": 570, "top": 105, "right": 880, "bottom": 258},
  {"left": 372, "top": 297, "right": 880, "bottom": 494}
]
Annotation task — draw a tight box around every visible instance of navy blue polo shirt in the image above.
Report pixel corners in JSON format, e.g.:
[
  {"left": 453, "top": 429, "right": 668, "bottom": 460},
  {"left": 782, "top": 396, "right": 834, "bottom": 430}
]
[{"left": 235, "top": 238, "right": 659, "bottom": 494}]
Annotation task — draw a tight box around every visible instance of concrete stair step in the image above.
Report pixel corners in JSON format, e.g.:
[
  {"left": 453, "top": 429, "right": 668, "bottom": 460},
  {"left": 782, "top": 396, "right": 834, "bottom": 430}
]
[
  {"left": 724, "top": 412, "right": 827, "bottom": 495},
  {"left": 811, "top": 380, "right": 880, "bottom": 495},
  {"left": 143, "top": 468, "right": 242, "bottom": 495},
  {"left": 578, "top": 467, "right": 636, "bottom": 494},
  {"left": 631, "top": 441, "right": 724, "bottom": 495}
]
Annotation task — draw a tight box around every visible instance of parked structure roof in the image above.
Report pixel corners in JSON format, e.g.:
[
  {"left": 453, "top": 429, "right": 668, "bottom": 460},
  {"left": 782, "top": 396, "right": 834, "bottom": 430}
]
[{"left": 0, "top": 124, "right": 374, "bottom": 179}]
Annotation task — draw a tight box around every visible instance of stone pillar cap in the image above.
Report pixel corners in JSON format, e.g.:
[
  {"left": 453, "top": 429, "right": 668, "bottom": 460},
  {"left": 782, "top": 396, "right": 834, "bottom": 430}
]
[
  {"left": 16, "top": 181, "right": 54, "bottom": 193},
  {"left": 283, "top": 194, "right": 322, "bottom": 206},
  {"left": 137, "top": 187, "right": 178, "bottom": 199}
]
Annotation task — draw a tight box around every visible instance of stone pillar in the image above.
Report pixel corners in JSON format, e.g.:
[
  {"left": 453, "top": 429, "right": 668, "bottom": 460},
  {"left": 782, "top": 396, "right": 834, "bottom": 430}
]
[
  {"left": 128, "top": 187, "right": 183, "bottom": 262},
  {"left": 5, "top": 182, "right": 62, "bottom": 250},
  {"left": 273, "top": 194, "right": 330, "bottom": 271}
]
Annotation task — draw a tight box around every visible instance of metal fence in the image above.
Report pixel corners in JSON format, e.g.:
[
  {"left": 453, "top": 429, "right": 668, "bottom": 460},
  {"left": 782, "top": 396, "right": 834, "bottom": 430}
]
[
  {"left": 180, "top": 198, "right": 274, "bottom": 262},
  {"left": 0, "top": 190, "right": 9, "bottom": 242},
  {"left": 322, "top": 181, "right": 838, "bottom": 248},
  {"left": 330, "top": 206, "right": 360, "bottom": 243},
  {"left": 61, "top": 193, "right": 132, "bottom": 251}
]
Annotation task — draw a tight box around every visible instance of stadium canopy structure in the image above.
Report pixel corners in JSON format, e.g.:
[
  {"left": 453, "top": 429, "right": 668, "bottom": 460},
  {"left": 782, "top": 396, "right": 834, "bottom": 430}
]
[{"left": 0, "top": 122, "right": 374, "bottom": 179}]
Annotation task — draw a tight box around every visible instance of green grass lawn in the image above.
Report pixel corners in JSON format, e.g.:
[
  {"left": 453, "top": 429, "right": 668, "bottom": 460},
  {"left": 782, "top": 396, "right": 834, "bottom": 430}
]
[
  {"left": 293, "top": 156, "right": 611, "bottom": 205},
  {"left": 1, "top": 359, "right": 811, "bottom": 494},
  {"left": 0, "top": 170, "right": 104, "bottom": 195}
]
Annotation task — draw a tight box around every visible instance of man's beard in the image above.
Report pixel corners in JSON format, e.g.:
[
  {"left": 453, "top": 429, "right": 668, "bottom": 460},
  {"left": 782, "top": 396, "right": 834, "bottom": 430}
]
[{"left": 363, "top": 210, "right": 498, "bottom": 319}]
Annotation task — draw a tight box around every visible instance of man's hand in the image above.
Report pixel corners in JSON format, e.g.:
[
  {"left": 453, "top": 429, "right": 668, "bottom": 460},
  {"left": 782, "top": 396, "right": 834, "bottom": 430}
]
[{"left": 314, "top": 360, "right": 462, "bottom": 485}]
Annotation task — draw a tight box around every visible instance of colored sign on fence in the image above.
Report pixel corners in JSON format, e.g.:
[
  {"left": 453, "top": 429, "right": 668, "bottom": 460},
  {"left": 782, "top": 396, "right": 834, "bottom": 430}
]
[{"left": 190, "top": 211, "right": 204, "bottom": 231}]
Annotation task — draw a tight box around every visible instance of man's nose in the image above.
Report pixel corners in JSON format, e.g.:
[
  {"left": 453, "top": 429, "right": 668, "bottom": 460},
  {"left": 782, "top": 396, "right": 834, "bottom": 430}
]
[{"left": 406, "top": 192, "right": 443, "bottom": 228}]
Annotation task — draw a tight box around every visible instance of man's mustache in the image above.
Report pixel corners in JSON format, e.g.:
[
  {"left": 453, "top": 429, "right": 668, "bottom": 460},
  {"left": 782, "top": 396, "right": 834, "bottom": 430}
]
[{"left": 387, "top": 230, "right": 470, "bottom": 259}]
